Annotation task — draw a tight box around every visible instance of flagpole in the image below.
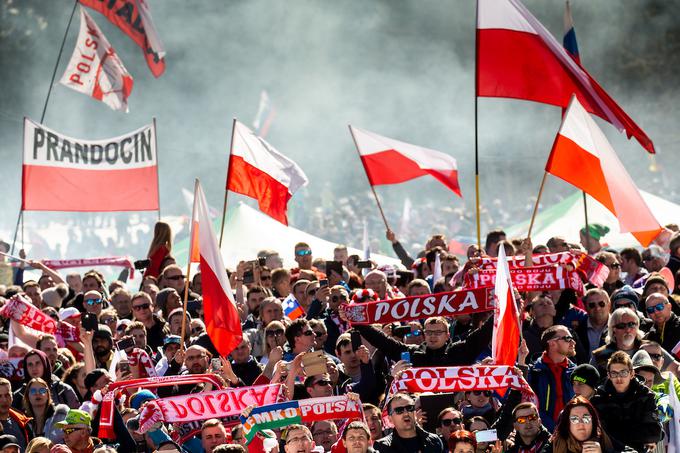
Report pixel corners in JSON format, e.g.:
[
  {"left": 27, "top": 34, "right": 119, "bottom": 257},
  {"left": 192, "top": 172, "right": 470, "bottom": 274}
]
[
  {"left": 527, "top": 172, "right": 548, "bottom": 239},
  {"left": 153, "top": 117, "right": 161, "bottom": 222},
  {"left": 180, "top": 179, "right": 199, "bottom": 350},
  {"left": 474, "top": 0, "right": 482, "bottom": 250},
  {"left": 348, "top": 125, "right": 391, "bottom": 232},
  {"left": 583, "top": 192, "right": 591, "bottom": 252},
  {"left": 219, "top": 118, "right": 237, "bottom": 247}
]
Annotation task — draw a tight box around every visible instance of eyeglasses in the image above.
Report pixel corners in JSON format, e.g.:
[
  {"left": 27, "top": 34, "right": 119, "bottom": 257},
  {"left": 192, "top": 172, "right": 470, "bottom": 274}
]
[
  {"left": 440, "top": 418, "right": 462, "bottom": 426},
  {"left": 101, "top": 317, "right": 116, "bottom": 324},
  {"left": 166, "top": 274, "right": 185, "bottom": 281},
  {"left": 515, "top": 414, "right": 539, "bottom": 424},
  {"left": 63, "top": 427, "right": 84, "bottom": 435},
  {"left": 608, "top": 369, "right": 631, "bottom": 378},
  {"left": 133, "top": 303, "right": 151, "bottom": 311},
  {"left": 648, "top": 353, "right": 663, "bottom": 361},
  {"left": 551, "top": 335, "right": 575, "bottom": 343},
  {"left": 614, "top": 321, "right": 637, "bottom": 330},
  {"left": 300, "top": 330, "right": 314, "bottom": 337},
  {"left": 569, "top": 415, "right": 592, "bottom": 425},
  {"left": 266, "top": 329, "right": 284, "bottom": 337},
  {"left": 295, "top": 250, "right": 312, "bottom": 257},
  {"left": 313, "top": 379, "right": 332, "bottom": 387},
  {"left": 331, "top": 295, "right": 348, "bottom": 303},
  {"left": 29, "top": 387, "right": 48, "bottom": 396},
  {"left": 85, "top": 298, "right": 103, "bottom": 306},
  {"left": 646, "top": 302, "right": 667, "bottom": 314},
  {"left": 287, "top": 436, "right": 311, "bottom": 445},
  {"left": 587, "top": 301, "right": 606, "bottom": 309},
  {"left": 390, "top": 404, "right": 415, "bottom": 415},
  {"left": 607, "top": 263, "right": 621, "bottom": 269},
  {"left": 424, "top": 330, "right": 447, "bottom": 336},
  {"left": 314, "top": 331, "right": 326, "bottom": 338}
]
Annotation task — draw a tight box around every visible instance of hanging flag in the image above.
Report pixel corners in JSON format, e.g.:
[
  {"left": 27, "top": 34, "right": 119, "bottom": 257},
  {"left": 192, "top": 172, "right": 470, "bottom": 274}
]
[
  {"left": 59, "top": 8, "right": 133, "bottom": 112},
  {"left": 252, "top": 90, "right": 276, "bottom": 138},
  {"left": 546, "top": 96, "right": 662, "bottom": 246},
  {"left": 476, "top": 0, "right": 654, "bottom": 154},
  {"left": 227, "top": 120, "right": 308, "bottom": 225},
  {"left": 281, "top": 294, "right": 304, "bottom": 320},
  {"left": 22, "top": 118, "right": 158, "bottom": 212},
  {"left": 492, "top": 246, "right": 520, "bottom": 367},
  {"left": 188, "top": 180, "right": 242, "bottom": 356},
  {"left": 562, "top": 0, "right": 580, "bottom": 64},
  {"left": 349, "top": 126, "right": 462, "bottom": 197},
  {"left": 79, "top": 0, "right": 166, "bottom": 77},
  {"left": 432, "top": 253, "right": 442, "bottom": 285}
]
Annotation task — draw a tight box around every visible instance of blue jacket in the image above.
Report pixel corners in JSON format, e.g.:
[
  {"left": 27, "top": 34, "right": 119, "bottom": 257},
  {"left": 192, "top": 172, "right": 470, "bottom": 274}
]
[{"left": 526, "top": 355, "right": 575, "bottom": 431}]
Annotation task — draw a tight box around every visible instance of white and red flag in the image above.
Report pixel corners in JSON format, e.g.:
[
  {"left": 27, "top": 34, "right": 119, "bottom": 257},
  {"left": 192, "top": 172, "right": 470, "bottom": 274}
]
[
  {"left": 22, "top": 118, "right": 158, "bottom": 212},
  {"left": 492, "top": 245, "right": 521, "bottom": 367},
  {"left": 188, "top": 180, "right": 242, "bottom": 357},
  {"left": 227, "top": 120, "right": 308, "bottom": 225},
  {"left": 60, "top": 8, "right": 133, "bottom": 112},
  {"left": 79, "top": 0, "right": 165, "bottom": 77},
  {"left": 349, "top": 126, "right": 462, "bottom": 197},
  {"left": 546, "top": 96, "right": 662, "bottom": 246},
  {"left": 476, "top": 0, "right": 654, "bottom": 154}
]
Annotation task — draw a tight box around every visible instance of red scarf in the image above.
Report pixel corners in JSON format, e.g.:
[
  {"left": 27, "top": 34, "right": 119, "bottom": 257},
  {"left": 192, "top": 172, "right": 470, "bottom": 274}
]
[{"left": 541, "top": 352, "right": 569, "bottom": 421}]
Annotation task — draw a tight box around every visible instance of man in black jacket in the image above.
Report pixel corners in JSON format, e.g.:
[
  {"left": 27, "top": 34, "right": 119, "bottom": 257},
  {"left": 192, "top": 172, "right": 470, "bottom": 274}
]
[{"left": 374, "top": 393, "right": 443, "bottom": 453}]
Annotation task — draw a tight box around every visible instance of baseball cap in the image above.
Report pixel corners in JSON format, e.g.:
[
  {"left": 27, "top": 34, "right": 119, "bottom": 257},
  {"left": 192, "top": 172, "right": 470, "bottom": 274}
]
[
  {"left": 0, "top": 435, "right": 20, "bottom": 450},
  {"left": 55, "top": 409, "right": 92, "bottom": 429}
]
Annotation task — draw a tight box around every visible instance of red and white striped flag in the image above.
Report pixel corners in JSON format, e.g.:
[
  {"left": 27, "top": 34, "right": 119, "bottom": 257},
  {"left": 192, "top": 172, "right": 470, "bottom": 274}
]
[
  {"left": 492, "top": 246, "right": 520, "bottom": 366},
  {"left": 188, "top": 180, "right": 242, "bottom": 356},
  {"left": 59, "top": 8, "right": 133, "bottom": 112}
]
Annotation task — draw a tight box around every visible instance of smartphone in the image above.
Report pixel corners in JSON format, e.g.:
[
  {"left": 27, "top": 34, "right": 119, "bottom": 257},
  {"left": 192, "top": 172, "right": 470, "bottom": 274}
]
[
  {"left": 325, "top": 261, "right": 343, "bottom": 277},
  {"left": 302, "top": 350, "right": 328, "bottom": 376},
  {"left": 243, "top": 271, "right": 254, "bottom": 284},
  {"left": 82, "top": 313, "right": 98, "bottom": 332},
  {"left": 350, "top": 330, "right": 362, "bottom": 351},
  {"left": 258, "top": 257, "right": 267, "bottom": 267},
  {"left": 400, "top": 351, "right": 411, "bottom": 363},
  {"left": 356, "top": 260, "right": 371, "bottom": 269},
  {"left": 319, "top": 279, "right": 329, "bottom": 288},
  {"left": 396, "top": 270, "right": 414, "bottom": 286},
  {"left": 475, "top": 429, "right": 498, "bottom": 443},
  {"left": 393, "top": 325, "right": 411, "bottom": 338},
  {"left": 211, "top": 358, "right": 223, "bottom": 370},
  {"left": 118, "top": 361, "right": 130, "bottom": 374},
  {"left": 116, "top": 336, "right": 135, "bottom": 351}
]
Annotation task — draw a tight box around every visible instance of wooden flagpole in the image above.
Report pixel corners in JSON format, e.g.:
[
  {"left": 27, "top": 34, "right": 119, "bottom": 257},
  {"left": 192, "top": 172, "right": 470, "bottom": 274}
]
[
  {"left": 219, "top": 118, "right": 237, "bottom": 247},
  {"left": 180, "top": 179, "right": 199, "bottom": 349},
  {"left": 527, "top": 172, "right": 548, "bottom": 239},
  {"left": 348, "top": 125, "right": 391, "bottom": 232}
]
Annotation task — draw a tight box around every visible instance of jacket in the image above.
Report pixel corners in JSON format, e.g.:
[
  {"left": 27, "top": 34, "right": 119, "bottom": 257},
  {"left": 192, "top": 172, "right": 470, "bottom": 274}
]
[
  {"left": 37, "top": 403, "right": 69, "bottom": 444},
  {"left": 506, "top": 426, "right": 551, "bottom": 453},
  {"left": 374, "top": 426, "right": 444, "bottom": 453},
  {"left": 356, "top": 316, "right": 493, "bottom": 367},
  {"left": 13, "top": 349, "right": 79, "bottom": 410},
  {"left": 526, "top": 355, "right": 575, "bottom": 431},
  {"left": 644, "top": 312, "right": 680, "bottom": 358},
  {"left": 590, "top": 377, "right": 662, "bottom": 452}
]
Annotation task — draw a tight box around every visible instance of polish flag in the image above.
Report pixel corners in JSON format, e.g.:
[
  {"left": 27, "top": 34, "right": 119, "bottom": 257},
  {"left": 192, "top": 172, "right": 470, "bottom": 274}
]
[
  {"left": 188, "top": 180, "right": 242, "bottom": 357},
  {"left": 349, "top": 126, "right": 462, "bottom": 197},
  {"left": 492, "top": 245, "right": 520, "bottom": 367},
  {"left": 227, "top": 120, "right": 308, "bottom": 225},
  {"left": 546, "top": 96, "right": 662, "bottom": 246},
  {"left": 477, "top": 0, "right": 654, "bottom": 154}
]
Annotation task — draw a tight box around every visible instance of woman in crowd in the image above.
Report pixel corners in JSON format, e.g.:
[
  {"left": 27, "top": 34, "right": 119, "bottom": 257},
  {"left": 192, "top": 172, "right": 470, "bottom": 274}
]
[
  {"left": 448, "top": 430, "right": 477, "bottom": 453},
  {"left": 63, "top": 363, "right": 88, "bottom": 403},
  {"left": 22, "top": 378, "right": 69, "bottom": 443},
  {"left": 26, "top": 437, "right": 54, "bottom": 453},
  {"left": 144, "top": 221, "right": 173, "bottom": 278}
]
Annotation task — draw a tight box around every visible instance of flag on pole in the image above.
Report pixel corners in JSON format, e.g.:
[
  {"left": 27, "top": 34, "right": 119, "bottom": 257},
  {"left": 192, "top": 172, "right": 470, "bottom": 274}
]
[
  {"left": 492, "top": 245, "right": 520, "bottom": 367},
  {"left": 349, "top": 126, "right": 462, "bottom": 197},
  {"left": 546, "top": 96, "right": 662, "bottom": 246},
  {"left": 252, "top": 90, "right": 276, "bottom": 138},
  {"left": 79, "top": 0, "right": 166, "bottom": 77},
  {"left": 227, "top": 120, "right": 308, "bottom": 225},
  {"left": 188, "top": 180, "right": 242, "bottom": 356},
  {"left": 562, "top": 0, "right": 580, "bottom": 64},
  {"left": 476, "top": 0, "right": 654, "bottom": 154},
  {"left": 59, "top": 8, "right": 133, "bottom": 112},
  {"left": 668, "top": 373, "right": 680, "bottom": 453}
]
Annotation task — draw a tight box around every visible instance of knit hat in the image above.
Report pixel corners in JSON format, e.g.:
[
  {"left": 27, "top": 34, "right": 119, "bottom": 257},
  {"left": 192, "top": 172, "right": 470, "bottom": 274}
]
[
  {"left": 571, "top": 364, "right": 600, "bottom": 389},
  {"left": 580, "top": 224, "right": 610, "bottom": 241},
  {"left": 611, "top": 285, "right": 640, "bottom": 308},
  {"left": 84, "top": 369, "right": 109, "bottom": 390},
  {"left": 632, "top": 350, "right": 663, "bottom": 385},
  {"left": 42, "top": 283, "right": 69, "bottom": 309},
  {"left": 93, "top": 325, "right": 113, "bottom": 344},
  {"left": 162, "top": 335, "right": 181, "bottom": 350},
  {"left": 130, "top": 389, "right": 157, "bottom": 410},
  {"left": 643, "top": 273, "right": 669, "bottom": 295},
  {"left": 351, "top": 289, "right": 378, "bottom": 303},
  {"left": 155, "top": 288, "right": 175, "bottom": 313}
]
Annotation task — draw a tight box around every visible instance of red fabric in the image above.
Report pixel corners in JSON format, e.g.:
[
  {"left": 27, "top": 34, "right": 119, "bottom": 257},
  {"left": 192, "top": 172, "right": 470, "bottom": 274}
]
[
  {"left": 144, "top": 245, "right": 169, "bottom": 278},
  {"left": 541, "top": 352, "right": 569, "bottom": 421},
  {"left": 201, "top": 255, "right": 242, "bottom": 356}
]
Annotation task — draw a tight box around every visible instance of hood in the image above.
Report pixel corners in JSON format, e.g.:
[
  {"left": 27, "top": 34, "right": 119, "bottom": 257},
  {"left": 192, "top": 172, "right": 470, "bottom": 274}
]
[{"left": 22, "top": 349, "right": 52, "bottom": 383}]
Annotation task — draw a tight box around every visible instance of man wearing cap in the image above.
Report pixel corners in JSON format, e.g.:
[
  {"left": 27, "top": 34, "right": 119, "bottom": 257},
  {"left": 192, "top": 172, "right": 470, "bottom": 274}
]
[
  {"left": 0, "top": 434, "right": 20, "bottom": 453},
  {"left": 643, "top": 292, "right": 680, "bottom": 358},
  {"left": 579, "top": 224, "right": 608, "bottom": 255},
  {"left": 155, "top": 335, "right": 181, "bottom": 376},
  {"left": 570, "top": 364, "right": 600, "bottom": 399},
  {"left": 55, "top": 409, "right": 102, "bottom": 453}
]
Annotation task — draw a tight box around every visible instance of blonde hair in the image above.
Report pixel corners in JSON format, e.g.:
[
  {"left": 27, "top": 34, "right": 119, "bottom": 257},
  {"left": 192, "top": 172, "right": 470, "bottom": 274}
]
[
  {"left": 26, "top": 437, "right": 54, "bottom": 453},
  {"left": 147, "top": 221, "right": 173, "bottom": 257}
]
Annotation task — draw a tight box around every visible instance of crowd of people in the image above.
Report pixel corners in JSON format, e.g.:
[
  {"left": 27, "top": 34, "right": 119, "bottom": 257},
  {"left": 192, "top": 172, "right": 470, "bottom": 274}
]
[{"left": 0, "top": 219, "right": 679, "bottom": 453}]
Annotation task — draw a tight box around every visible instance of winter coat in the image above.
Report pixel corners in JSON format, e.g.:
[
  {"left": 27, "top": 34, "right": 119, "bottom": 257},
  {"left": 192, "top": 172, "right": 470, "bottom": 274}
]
[{"left": 374, "top": 426, "right": 444, "bottom": 453}]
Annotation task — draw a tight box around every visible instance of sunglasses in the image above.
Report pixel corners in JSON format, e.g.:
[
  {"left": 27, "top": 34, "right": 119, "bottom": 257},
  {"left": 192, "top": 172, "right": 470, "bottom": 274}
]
[
  {"left": 406, "top": 331, "right": 423, "bottom": 338},
  {"left": 648, "top": 353, "right": 663, "bottom": 361},
  {"left": 63, "top": 427, "right": 84, "bottom": 435},
  {"left": 295, "top": 250, "right": 312, "bottom": 256},
  {"left": 266, "top": 329, "right": 285, "bottom": 337},
  {"left": 314, "top": 331, "right": 326, "bottom": 338},
  {"left": 614, "top": 302, "right": 634, "bottom": 309},
  {"left": 314, "top": 379, "right": 332, "bottom": 387},
  {"left": 85, "top": 298, "right": 103, "bottom": 306},
  {"left": 607, "top": 263, "right": 621, "bottom": 269},
  {"left": 300, "top": 330, "right": 315, "bottom": 337},
  {"left": 166, "top": 275, "right": 185, "bottom": 281},
  {"left": 101, "top": 317, "right": 116, "bottom": 324},
  {"left": 569, "top": 415, "right": 592, "bottom": 425},
  {"left": 614, "top": 321, "right": 637, "bottom": 330},
  {"left": 307, "top": 289, "right": 318, "bottom": 296},
  {"left": 515, "top": 414, "right": 539, "bottom": 424},
  {"left": 29, "top": 387, "right": 48, "bottom": 396},
  {"left": 587, "top": 301, "right": 606, "bottom": 309},
  {"left": 133, "top": 303, "right": 151, "bottom": 311},
  {"left": 331, "top": 295, "right": 347, "bottom": 303},
  {"left": 440, "top": 418, "right": 462, "bottom": 426},
  {"left": 390, "top": 404, "right": 415, "bottom": 415},
  {"left": 646, "top": 302, "right": 667, "bottom": 314},
  {"left": 551, "top": 335, "right": 574, "bottom": 343},
  {"left": 472, "top": 391, "right": 492, "bottom": 397},
  {"left": 261, "top": 275, "right": 272, "bottom": 280}
]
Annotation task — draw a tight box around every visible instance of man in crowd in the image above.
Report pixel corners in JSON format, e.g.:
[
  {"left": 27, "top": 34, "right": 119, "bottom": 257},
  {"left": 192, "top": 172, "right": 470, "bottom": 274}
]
[
  {"left": 363, "top": 403, "right": 384, "bottom": 443},
  {"left": 343, "top": 421, "right": 372, "bottom": 453},
  {"left": 576, "top": 288, "right": 610, "bottom": 357},
  {"left": 644, "top": 291, "right": 680, "bottom": 356},
  {"left": 130, "top": 292, "right": 169, "bottom": 350},
  {"left": 230, "top": 337, "right": 263, "bottom": 386},
  {"left": 504, "top": 402, "right": 550, "bottom": 453},
  {"left": 620, "top": 247, "right": 648, "bottom": 286},
  {"left": 201, "top": 419, "right": 229, "bottom": 453},
  {"left": 374, "top": 393, "right": 443, "bottom": 453},
  {"left": 0, "top": 379, "right": 31, "bottom": 450},
  {"left": 591, "top": 307, "right": 643, "bottom": 373},
  {"left": 56, "top": 409, "right": 102, "bottom": 452}
]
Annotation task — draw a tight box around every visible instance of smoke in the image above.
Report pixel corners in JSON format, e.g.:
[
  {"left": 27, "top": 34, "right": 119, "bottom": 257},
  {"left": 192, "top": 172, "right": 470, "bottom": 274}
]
[{"left": 1, "top": 0, "right": 678, "bottom": 263}]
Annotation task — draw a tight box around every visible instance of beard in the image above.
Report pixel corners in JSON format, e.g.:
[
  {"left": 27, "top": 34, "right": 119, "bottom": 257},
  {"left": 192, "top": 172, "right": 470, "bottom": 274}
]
[{"left": 620, "top": 334, "right": 636, "bottom": 348}]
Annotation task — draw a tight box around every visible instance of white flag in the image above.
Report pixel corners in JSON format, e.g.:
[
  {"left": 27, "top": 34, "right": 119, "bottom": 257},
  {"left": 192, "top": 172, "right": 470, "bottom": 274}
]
[{"left": 59, "top": 8, "right": 133, "bottom": 112}]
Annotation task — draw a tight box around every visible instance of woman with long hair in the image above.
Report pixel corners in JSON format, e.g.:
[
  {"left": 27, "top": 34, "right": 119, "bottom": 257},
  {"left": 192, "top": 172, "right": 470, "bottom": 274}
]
[
  {"left": 62, "top": 363, "right": 87, "bottom": 403},
  {"left": 144, "top": 221, "right": 173, "bottom": 278},
  {"left": 26, "top": 437, "right": 53, "bottom": 453},
  {"left": 543, "top": 396, "right": 634, "bottom": 453},
  {"left": 22, "top": 378, "right": 70, "bottom": 443}
]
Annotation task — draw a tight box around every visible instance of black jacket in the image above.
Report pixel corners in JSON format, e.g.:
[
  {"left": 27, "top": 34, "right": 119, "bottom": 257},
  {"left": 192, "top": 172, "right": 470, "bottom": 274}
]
[
  {"left": 506, "top": 426, "right": 551, "bottom": 453},
  {"left": 644, "top": 312, "right": 680, "bottom": 357},
  {"left": 374, "top": 426, "right": 444, "bottom": 453},
  {"left": 590, "top": 377, "right": 662, "bottom": 452},
  {"left": 356, "top": 316, "right": 493, "bottom": 367}
]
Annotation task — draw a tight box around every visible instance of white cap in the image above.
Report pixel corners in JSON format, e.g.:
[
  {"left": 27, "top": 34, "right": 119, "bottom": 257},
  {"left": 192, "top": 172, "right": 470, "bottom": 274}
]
[{"left": 59, "top": 307, "right": 81, "bottom": 321}]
